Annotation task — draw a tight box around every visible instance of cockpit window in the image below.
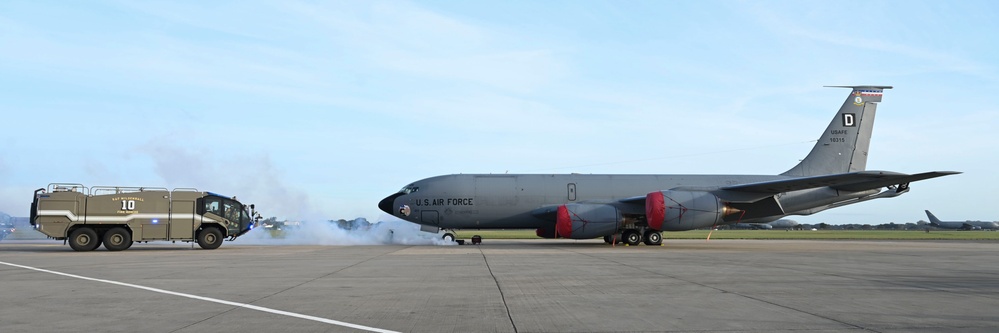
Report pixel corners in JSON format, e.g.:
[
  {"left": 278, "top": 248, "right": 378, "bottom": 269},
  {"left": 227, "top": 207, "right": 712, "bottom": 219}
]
[
  {"left": 223, "top": 200, "right": 240, "bottom": 222},
  {"left": 400, "top": 186, "right": 419, "bottom": 194},
  {"left": 240, "top": 207, "right": 250, "bottom": 223}
]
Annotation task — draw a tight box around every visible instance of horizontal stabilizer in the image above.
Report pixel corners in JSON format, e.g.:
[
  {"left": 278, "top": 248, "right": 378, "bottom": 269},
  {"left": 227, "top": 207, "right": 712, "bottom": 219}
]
[{"left": 722, "top": 171, "right": 960, "bottom": 194}]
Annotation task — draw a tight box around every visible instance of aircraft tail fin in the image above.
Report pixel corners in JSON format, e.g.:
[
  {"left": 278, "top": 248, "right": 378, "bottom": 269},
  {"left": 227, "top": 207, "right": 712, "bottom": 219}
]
[
  {"left": 925, "top": 210, "right": 943, "bottom": 225},
  {"left": 782, "top": 86, "right": 892, "bottom": 177}
]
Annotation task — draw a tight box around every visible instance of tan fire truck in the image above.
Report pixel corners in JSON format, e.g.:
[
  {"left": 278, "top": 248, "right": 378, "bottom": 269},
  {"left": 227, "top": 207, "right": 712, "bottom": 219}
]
[{"left": 30, "top": 183, "right": 260, "bottom": 251}]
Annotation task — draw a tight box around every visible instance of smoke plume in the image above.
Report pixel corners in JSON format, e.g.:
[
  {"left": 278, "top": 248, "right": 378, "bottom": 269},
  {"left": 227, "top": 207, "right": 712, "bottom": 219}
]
[{"left": 233, "top": 217, "right": 455, "bottom": 246}]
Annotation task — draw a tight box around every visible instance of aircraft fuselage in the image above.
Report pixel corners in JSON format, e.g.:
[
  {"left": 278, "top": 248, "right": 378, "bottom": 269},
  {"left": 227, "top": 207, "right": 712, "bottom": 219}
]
[{"left": 379, "top": 173, "right": 878, "bottom": 230}]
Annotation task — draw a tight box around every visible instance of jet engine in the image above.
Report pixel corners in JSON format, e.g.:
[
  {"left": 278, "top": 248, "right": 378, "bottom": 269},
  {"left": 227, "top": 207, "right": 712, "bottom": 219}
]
[
  {"left": 535, "top": 227, "right": 557, "bottom": 238},
  {"left": 645, "top": 190, "right": 740, "bottom": 231},
  {"left": 554, "top": 203, "right": 621, "bottom": 239}
]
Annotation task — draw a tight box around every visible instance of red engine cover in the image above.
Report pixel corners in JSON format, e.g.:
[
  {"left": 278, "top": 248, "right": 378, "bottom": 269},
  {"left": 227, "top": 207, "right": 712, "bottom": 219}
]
[
  {"left": 556, "top": 205, "right": 572, "bottom": 238},
  {"left": 552, "top": 204, "right": 622, "bottom": 239},
  {"left": 645, "top": 191, "right": 665, "bottom": 230}
]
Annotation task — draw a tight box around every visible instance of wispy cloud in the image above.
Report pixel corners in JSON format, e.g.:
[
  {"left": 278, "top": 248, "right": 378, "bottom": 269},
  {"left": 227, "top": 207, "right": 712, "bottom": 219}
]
[
  {"left": 282, "top": 1, "right": 566, "bottom": 93},
  {"left": 742, "top": 2, "right": 995, "bottom": 82}
]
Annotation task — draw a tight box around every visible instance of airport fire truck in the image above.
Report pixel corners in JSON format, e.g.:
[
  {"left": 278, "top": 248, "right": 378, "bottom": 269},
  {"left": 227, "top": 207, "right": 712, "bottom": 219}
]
[{"left": 30, "top": 183, "right": 260, "bottom": 251}]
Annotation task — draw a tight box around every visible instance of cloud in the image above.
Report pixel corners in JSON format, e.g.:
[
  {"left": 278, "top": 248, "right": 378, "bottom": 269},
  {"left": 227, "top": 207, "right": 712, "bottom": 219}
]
[
  {"left": 283, "top": 1, "right": 565, "bottom": 93},
  {"left": 742, "top": 3, "right": 994, "bottom": 82}
]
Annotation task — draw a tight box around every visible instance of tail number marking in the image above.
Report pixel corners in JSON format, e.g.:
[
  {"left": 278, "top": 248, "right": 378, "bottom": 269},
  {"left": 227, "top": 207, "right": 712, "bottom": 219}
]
[{"left": 842, "top": 113, "right": 856, "bottom": 127}]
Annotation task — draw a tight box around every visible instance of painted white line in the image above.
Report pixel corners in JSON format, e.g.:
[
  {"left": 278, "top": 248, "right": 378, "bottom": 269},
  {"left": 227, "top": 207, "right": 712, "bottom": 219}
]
[{"left": 0, "top": 260, "right": 399, "bottom": 333}]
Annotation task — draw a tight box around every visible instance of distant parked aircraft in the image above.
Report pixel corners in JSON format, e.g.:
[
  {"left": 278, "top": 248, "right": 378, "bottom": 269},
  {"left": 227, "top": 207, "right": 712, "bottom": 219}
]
[
  {"left": 730, "top": 219, "right": 799, "bottom": 230},
  {"left": 731, "top": 222, "right": 773, "bottom": 230},
  {"left": 924, "top": 210, "right": 998, "bottom": 230}
]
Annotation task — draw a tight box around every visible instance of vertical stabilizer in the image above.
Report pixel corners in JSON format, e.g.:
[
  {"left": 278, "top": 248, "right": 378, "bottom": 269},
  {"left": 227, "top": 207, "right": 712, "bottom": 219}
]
[
  {"left": 924, "top": 210, "right": 943, "bottom": 225},
  {"left": 781, "top": 86, "right": 892, "bottom": 177}
]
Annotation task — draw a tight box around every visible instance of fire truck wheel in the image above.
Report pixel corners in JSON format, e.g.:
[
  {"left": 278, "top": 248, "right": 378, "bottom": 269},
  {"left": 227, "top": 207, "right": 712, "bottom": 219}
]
[
  {"left": 103, "top": 227, "right": 132, "bottom": 251},
  {"left": 197, "top": 227, "right": 223, "bottom": 250},
  {"left": 69, "top": 228, "right": 101, "bottom": 251}
]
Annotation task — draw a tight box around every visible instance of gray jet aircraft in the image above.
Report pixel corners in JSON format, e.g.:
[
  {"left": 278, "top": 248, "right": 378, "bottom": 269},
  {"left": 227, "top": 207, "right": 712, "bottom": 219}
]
[
  {"left": 731, "top": 219, "right": 799, "bottom": 230},
  {"left": 379, "top": 86, "right": 959, "bottom": 245},
  {"left": 768, "top": 219, "right": 800, "bottom": 229},
  {"left": 924, "top": 210, "right": 998, "bottom": 230},
  {"left": 730, "top": 222, "right": 773, "bottom": 230}
]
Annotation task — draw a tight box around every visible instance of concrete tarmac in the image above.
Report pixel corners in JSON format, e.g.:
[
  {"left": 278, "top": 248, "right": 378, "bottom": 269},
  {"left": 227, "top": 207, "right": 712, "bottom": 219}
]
[{"left": 2, "top": 239, "right": 998, "bottom": 333}]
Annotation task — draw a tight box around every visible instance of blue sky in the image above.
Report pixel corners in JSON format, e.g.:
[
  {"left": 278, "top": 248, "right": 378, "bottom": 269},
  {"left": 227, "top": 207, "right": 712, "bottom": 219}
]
[{"left": 1, "top": 1, "right": 996, "bottom": 225}]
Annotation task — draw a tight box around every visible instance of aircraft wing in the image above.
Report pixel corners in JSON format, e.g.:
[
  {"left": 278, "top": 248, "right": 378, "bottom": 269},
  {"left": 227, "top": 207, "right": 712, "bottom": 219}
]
[
  {"left": 722, "top": 171, "right": 961, "bottom": 193},
  {"left": 828, "top": 171, "right": 961, "bottom": 191},
  {"left": 617, "top": 170, "right": 960, "bottom": 205}
]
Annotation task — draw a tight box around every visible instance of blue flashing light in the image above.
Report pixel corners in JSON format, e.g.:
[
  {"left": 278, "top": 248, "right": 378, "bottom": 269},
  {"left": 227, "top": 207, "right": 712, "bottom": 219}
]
[
  {"left": 206, "top": 192, "right": 232, "bottom": 199},
  {"left": 152, "top": 219, "right": 159, "bottom": 224}
]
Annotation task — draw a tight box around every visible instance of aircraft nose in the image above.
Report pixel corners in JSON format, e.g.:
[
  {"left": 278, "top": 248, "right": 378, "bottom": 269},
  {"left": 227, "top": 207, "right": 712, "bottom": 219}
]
[{"left": 378, "top": 193, "right": 403, "bottom": 215}]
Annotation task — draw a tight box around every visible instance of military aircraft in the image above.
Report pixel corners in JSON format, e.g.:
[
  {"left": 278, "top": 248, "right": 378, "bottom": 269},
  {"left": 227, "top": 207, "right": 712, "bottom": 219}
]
[
  {"left": 731, "top": 219, "right": 799, "bottom": 230},
  {"left": 730, "top": 222, "right": 773, "bottom": 230},
  {"left": 924, "top": 210, "right": 998, "bottom": 230},
  {"left": 379, "top": 86, "right": 959, "bottom": 245},
  {"left": 768, "top": 219, "right": 800, "bottom": 229}
]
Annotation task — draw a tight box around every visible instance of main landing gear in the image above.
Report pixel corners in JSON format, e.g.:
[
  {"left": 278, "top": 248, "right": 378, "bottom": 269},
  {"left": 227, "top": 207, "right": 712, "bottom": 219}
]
[{"left": 604, "top": 228, "right": 662, "bottom": 246}]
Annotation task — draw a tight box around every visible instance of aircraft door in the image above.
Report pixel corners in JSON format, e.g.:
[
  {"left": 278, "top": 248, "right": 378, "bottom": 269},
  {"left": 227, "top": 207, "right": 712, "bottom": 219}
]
[
  {"left": 567, "top": 183, "right": 576, "bottom": 201},
  {"left": 421, "top": 210, "right": 439, "bottom": 225}
]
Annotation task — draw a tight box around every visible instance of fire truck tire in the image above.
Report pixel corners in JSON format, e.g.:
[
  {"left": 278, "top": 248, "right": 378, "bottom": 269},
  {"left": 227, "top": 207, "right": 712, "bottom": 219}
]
[
  {"left": 103, "top": 227, "right": 132, "bottom": 251},
  {"left": 197, "top": 227, "right": 223, "bottom": 250},
  {"left": 69, "top": 227, "right": 101, "bottom": 251}
]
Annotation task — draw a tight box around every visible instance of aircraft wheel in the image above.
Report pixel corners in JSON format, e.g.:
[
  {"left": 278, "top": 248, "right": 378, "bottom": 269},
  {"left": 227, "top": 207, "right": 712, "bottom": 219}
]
[
  {"left": 623, "top": 230, "right": 641, "bottom": 246},
  {"left": 603, "top": 235, "right": 612, "bottom": 244},
  {"left": 643, "top": 230, "right": 663, "bottom": 246},
  {"left": 442, "top": 233, "right": 455, "bottom": 242},
  {"left": 103, "top": 227, "right": 132, "bottom": 251},
  {"left": 69, "top": 227, "right": 101, "bottom": 251},
  {"left": 197, "top": 227, "right": 223, "bottom": 250}
]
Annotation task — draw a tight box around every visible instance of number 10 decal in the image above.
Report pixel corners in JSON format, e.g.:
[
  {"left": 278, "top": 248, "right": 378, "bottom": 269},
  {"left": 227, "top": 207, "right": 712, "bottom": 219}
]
[{"left": 121, "top": 200, "right": 136, "bottom": 210}]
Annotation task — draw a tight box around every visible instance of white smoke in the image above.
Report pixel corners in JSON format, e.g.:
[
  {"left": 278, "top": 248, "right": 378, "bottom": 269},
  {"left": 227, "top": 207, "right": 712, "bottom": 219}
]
[
  {"left": 135, "top": 141, "right": 460, "bottom": 246},
  {"left": 138, "top": 142, "right": 312, "bottom": 220},
  {"left": 233, "top": 218, "right": 456, "bottom": 246}
]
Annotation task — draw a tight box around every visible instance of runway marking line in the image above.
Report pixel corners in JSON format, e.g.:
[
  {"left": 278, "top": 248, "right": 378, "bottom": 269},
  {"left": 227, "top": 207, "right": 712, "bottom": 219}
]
[{"left": 0, "top": 260, "right": 399, "bottom": 333}]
